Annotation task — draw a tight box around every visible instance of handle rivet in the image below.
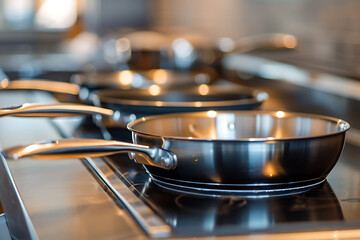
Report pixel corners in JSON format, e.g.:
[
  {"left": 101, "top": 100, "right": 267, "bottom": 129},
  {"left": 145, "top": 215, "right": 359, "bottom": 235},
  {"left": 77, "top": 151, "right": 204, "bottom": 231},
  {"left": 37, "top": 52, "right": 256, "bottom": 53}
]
[{"left": 160, "top": 156, "right": 170, "bottom": 167}]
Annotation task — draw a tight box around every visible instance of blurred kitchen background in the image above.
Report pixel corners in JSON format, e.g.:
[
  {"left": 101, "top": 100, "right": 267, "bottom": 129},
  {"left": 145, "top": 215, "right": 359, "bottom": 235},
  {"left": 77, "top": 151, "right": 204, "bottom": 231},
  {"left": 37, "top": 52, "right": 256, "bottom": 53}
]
[{"left": 1, "top": 0, "right": 360, "bottom": 78}]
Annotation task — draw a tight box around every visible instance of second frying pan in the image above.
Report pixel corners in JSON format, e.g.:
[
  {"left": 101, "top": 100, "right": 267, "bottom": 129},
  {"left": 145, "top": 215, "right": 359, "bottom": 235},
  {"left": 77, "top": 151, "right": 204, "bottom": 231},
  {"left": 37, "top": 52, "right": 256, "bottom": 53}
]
[
  {"left": 0, "top": 84, "right": 268, "bottom": 137},
  {"left": 91, "top": 84, "right": 268, "bottom": 129}
]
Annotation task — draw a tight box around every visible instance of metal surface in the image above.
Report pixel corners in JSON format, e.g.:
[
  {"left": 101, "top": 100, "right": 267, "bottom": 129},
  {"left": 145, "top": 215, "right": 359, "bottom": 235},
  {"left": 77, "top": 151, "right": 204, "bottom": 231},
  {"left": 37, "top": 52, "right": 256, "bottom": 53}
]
[
  {"left": 223, "top": 54, "right": 360, "bottom": 102},
  {"left": 0, "top": 71, "right": 152, "bottom": 102},
  {"left": 130, "top": 111, "right": 349, "bottom": 191},
  {"left": 5, "top": 138, "right": 177, "bottom": 170},
  {"left": 0, "top": 103, "right": 113, "bottom": 118},
  {"left": 0, "top": 214, "right": 11, "bottom": 240},
  {"left": 94, "top": 84, "right": 268, "bottom": 128},
  {"left": 0, "top": 154, "right": 38, "bottom": 239},
  {"left": 0, "top": 79, "right": 80, "bottom": 95},
  {"left": 4, "top": 111, "right": 350, "bottom": 193},
  {"left": 94, "top": 84, "right": 267, "bottom": 109},
  {"left": 83, "top": 157, "right": 172, "bottom": 238}
]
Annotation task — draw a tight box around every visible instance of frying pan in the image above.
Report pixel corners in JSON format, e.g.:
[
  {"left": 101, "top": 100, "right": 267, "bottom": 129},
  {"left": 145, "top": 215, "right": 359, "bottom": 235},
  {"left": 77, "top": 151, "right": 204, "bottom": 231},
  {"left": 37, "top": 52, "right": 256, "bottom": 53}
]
[
  {"left": 3, "top": 110, "right": 350, "bottom": 193},
  {"left": 91, "top": 84, "right": 268, "bottom": 131},
  {"left": 0, "top": 83, "right": 268, "bottom": 130},
  {"left": 0, "top": 68, "right": 217, "bottom": 102}
]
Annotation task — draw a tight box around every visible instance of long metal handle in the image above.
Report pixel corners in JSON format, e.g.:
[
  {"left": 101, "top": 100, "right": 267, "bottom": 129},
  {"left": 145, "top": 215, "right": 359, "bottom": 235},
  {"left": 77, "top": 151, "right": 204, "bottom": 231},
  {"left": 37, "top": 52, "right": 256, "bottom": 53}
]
[
  {"left": 0, "top": 79, "right": 80, "bottom": 95},
  {"left": 0, "top": 103, "right": 114, "bottom": 117},
  {"left": 3, "top": 139, "right": 177, "bottom": 170}
]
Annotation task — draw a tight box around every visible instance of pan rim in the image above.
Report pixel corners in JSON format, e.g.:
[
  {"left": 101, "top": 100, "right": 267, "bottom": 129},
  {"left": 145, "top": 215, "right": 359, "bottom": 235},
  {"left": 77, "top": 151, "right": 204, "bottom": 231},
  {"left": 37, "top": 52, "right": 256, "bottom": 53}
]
[
  {"left": 93, "top": 86, "right": 269, "bottom": 108},
  {"left": 127, "top": 110, "right": 351, "bottom": 142}
]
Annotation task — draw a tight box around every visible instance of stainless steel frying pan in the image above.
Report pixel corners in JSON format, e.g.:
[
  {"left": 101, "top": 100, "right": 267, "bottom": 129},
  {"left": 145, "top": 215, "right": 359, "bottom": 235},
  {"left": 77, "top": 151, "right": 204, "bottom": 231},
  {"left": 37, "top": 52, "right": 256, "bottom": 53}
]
[
  {"left": 0, "top": 84, "right": 268, "bottom": 130},
  {"left": 91, "top": 84, "right": 268, "bottom": 131},
  {"left": 3, "top": 110, "right": 350, "bottom": 193}
]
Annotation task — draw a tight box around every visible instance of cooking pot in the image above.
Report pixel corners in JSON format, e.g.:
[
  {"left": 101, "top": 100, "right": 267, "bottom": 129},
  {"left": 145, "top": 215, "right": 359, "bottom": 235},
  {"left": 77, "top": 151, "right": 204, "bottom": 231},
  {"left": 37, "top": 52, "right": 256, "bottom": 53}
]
[{"left": 3, "top": 110, "right": 350, "bottom": 193}]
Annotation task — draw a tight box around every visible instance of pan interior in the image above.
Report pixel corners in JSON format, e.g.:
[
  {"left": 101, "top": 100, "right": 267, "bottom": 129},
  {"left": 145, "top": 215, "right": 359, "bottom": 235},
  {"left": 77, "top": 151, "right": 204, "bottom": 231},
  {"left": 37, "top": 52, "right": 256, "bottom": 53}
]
[{"left": 129, "top": 111, "right": 350, "bottom": 141}]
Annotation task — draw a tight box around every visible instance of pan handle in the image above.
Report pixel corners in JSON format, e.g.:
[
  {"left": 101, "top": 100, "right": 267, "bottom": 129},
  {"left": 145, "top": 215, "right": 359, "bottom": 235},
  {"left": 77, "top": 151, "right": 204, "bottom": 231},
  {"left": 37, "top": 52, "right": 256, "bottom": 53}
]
[
  {"left": 3, "top": 139, "right": 177, "bottom": 170},
  {"left": 0, "top": 103, "right": 114, "bottom": 117},
  {"left": 0, "top": 79, "right": 80, "bottom": 95}
]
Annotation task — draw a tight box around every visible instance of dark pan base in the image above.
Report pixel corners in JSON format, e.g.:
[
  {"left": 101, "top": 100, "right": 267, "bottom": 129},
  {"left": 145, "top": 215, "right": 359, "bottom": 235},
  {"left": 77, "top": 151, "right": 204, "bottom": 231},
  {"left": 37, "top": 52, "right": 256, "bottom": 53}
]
[{"left": 147, "top": 172, "right": 327, "bottom": 198}]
